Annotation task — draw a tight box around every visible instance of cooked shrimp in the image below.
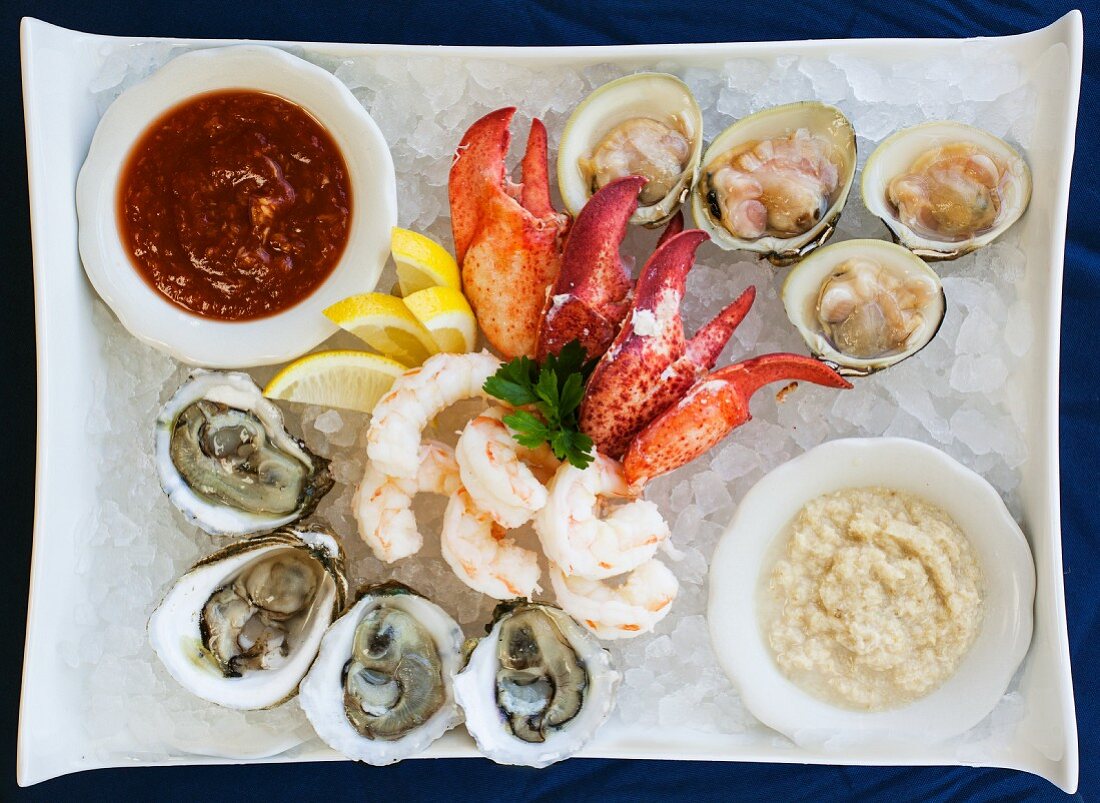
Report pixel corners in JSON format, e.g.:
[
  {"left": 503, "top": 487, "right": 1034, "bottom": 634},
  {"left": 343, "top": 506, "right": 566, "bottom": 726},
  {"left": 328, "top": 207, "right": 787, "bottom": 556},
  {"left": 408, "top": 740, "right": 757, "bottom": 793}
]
[
  {"left": 366, "top": 350, "right": 502, "bottom": 479},
  {"left": 353, "top": 440, "right": 460, "bottom": 563},
  {"left": 440, "top": 488, "right": 542, "bottom": 600},
  {"left": 534, "top": 454, "right": 671, "bottom": 580},
  {"left": 455, "top": 406, "right": 559, "bottom": 529},
  {"left": 548, "top": 559, "right": 679, "bottom": 640}
]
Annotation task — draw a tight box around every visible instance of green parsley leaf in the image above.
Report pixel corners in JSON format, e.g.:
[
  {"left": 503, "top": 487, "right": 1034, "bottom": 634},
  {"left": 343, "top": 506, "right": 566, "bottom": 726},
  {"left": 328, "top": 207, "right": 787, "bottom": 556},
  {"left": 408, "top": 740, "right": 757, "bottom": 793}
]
[
  {"left": 557, "top": 372, "right": 585, "bottom": 420},
  {"left": 503, "top": 410, "right": 550, "bottom": 449},
  {"left": 550, "top": 428, "right": 595, "bottom": 469},
  {"left": 534, "top": 367, "right": 560, "bottom": 411},
  {"left": 482, "top": 377, "right": 534, "bottom": 407},
  {"left": 483, "top": 355, "right": 539, "bottom": 406},
  {"left": 482, "top": 339, "right": 597, "bottom": 468}
]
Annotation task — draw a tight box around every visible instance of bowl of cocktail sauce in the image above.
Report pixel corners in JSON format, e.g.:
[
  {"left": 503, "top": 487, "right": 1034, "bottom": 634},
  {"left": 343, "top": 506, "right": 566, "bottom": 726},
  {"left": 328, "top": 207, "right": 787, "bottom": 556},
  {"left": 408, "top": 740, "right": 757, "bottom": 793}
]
[{"left": 77, "top": 46, "right": 397, "bottom": 367}]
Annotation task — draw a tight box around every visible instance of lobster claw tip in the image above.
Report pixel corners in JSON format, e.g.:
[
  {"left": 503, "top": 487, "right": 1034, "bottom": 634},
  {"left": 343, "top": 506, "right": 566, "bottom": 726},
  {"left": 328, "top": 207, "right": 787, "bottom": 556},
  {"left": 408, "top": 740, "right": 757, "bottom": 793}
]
[
  {"left": 535, "top": 176, "right": 647, "bottom": 361},
  {"left": 655, "top": 209, "right": 685, "bottom": 248}
]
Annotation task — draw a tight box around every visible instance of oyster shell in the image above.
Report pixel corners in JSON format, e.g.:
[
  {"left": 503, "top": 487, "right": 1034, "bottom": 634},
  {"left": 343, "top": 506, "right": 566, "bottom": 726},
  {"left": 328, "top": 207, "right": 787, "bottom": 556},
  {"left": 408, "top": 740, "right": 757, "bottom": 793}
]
[
  {"left": 861, "top": 121, "right": 1031, "bottom": 260},
  {"left": 692, "top": 102, "right": 856, "bottom": 265},
  {"left": 299, "top": 581, "right": 464, "bottom": 765},
  {"left": 156, "top": 370, "right": 333, "bottom": 536},
  {"left": 454, "top": 600, "right": 620, "bottom": 767},
  {"left": 148, "top": 526, "right": 348, "bottom": 710},
  {"left": 558, "top": 73, "right": 703, "bottom": 226},
  {"left": 782, "top": 239, "right": 946, "bottom": 375}
]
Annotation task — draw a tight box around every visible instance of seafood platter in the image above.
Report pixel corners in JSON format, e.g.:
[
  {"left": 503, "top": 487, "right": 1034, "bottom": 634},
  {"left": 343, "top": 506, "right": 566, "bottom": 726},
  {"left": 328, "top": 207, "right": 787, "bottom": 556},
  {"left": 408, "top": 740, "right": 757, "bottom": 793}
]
[{"left": 18, "top": 14, "right": 1081, "bottom": 790}]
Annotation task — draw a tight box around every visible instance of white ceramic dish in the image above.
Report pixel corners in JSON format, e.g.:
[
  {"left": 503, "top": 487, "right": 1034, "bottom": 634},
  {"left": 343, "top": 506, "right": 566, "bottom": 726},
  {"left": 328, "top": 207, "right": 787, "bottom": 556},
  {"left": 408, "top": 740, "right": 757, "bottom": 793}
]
[
  {"left": 708, "top": 437, "right": 1035, "bottom": 747},
  {"left": 75, "top": 45, "right": 397, "bottom": 368},
  {"left": 19, "top": 14, "right": 1082, "bottom": 791}
]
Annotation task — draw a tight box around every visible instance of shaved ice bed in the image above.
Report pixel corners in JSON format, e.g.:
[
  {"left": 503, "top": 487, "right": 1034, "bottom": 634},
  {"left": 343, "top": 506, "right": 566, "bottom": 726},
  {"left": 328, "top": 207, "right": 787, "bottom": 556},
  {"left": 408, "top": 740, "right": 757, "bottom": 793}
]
[{"left": 74, "top": 42, "right": 1034, "bottom": 761}]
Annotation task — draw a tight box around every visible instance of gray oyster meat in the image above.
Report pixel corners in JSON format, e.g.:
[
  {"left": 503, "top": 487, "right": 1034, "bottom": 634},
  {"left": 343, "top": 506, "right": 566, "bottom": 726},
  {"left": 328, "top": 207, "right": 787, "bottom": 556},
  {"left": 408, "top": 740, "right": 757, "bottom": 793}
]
[
  {"left": 454, "top": 600, "right": 620, "bottom": 767},
  {"left": 155, "top": 369, "right": 333, "bottom": 536},
  {"left": 299, "top": 581, "right": 465, "bottom": 765}
]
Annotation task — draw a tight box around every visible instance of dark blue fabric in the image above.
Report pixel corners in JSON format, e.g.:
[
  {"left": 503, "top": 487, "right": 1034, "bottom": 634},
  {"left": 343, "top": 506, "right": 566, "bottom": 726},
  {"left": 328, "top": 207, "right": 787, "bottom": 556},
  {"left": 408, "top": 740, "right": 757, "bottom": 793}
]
[{"left": 2, "top": 0, "right": 1096, "bottom": 799}]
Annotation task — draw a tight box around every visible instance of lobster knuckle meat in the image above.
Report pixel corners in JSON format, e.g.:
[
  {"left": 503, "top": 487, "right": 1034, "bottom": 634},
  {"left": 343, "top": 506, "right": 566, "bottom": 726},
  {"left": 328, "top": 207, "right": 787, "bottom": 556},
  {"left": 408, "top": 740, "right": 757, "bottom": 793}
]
[
  {"left": 535, "top": 175, "right": 644, "bottom": 361},
  {"left": 623, "top": 354, "right": 853, "bottom": 486},
  {"left": 449, "top": 107, "right": 570, "bottom": 360}
]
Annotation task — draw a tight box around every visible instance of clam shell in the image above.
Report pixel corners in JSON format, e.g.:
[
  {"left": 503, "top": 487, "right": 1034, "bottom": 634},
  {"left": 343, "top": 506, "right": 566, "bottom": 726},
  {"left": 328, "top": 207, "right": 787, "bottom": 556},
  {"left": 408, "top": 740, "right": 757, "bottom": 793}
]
[
  {"left": 861, "top": 121, "right": 1032, "bottom": 260},
  {"left": 557, "top": 72, "right": 703, "bottom": 227},
  {"left": 781, "top": 239, "right": 946, "bottom": 376},
  {"left": 692, "top": 101, "right": 857, "bottom": 265}
]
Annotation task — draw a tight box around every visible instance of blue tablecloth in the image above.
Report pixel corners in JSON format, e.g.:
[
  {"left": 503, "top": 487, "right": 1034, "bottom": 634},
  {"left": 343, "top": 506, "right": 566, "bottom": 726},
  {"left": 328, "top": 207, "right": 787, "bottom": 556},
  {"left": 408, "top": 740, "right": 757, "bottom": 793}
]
[{"left": 4, "top": 0, "right": 1095, "bottom": 799}]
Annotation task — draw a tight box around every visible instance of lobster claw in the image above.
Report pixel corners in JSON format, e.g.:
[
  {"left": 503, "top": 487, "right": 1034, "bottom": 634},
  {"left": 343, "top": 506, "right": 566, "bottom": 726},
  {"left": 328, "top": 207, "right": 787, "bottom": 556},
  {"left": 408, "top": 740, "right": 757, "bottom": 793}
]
[
  {"left": 535, "top": 176, "right": 644, "bottom": 361},
  {"left": 623, "top": 355, "right": 853, "bottom": 487},
  {"left": 579, "top": 228, "right": 755, "bottom": 459},
  {"left": 449, "top": 107, "right": 570, "bottom": 359}
]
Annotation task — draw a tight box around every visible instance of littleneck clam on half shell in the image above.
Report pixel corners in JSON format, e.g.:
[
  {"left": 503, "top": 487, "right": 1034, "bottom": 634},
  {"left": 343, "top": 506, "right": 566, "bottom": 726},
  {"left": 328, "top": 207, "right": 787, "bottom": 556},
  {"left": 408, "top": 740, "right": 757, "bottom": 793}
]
[
  {"left": 454, "top": 600, "right": 620, "bottom": 767},
  {"left": 299, "top": 581, "right": 464, "bottom": 766},
  {"left": 155, "top": 369, "right": 333, "bottom": 536},
  {"left": 692, "top": 101, "right": 857, "bottom": 266},
  {"left": 782, "top": 238, "right": 946, "bottom": 376},
  {"left": 148, "top": 526, "right": 348, "bottom": 710},
  {"left": 862, "top": 121, "right": 1032, "bottom": 260},
  {"left": 558, "top": 72, "right": 703, "bottom": 227}
]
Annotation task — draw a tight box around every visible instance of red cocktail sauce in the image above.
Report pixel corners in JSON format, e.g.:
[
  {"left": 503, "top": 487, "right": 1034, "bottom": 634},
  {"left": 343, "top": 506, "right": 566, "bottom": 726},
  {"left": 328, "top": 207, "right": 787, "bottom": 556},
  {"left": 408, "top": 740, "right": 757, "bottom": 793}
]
[{"left": 118, "top": 90, "right": 352, "bottom": 321}]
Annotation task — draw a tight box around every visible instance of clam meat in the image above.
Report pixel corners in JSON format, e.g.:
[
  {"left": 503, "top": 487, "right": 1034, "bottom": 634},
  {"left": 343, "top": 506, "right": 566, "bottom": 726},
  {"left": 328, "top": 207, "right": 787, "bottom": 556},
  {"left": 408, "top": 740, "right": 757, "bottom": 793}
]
[
  {"left": 299, "top": 582, "right": 464, "bottom": 765},
  {"left": 156, "top": 370, "right": 333, "bottom": 536},
  {"left": 454, "top": 600, "right": 620, "bottom": 767},
  {"left": 148, "top": 526, "right": 348, "bottom": 710},
  {"left": 886, "top": 142, "right": 1004, "bottom": 242},
  {"left": 584, "top": 117, "right": 691, "bottom": 207},
  {"left": 705, "top": 128, "right": 840, "bottom": 240}
]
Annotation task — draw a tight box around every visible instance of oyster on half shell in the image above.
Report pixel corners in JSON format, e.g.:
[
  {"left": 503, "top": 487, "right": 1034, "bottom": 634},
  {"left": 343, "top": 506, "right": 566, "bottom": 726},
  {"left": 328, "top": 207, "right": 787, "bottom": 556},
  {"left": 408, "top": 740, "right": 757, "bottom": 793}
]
[
  {"left": 862, "top": 121, "right": 1032, "bottom": 260},
  {"left": 782, "top": 239, "right": 946, "bottom": 376},
  {"left": 299, "top": 582, "right": 464, "bottom": 765},
  {"left": 156, "top": 370, "right": 333, "bottom": 537},
  {"left": 558, "top": 72, "right": 703, "bottom": 227},
  {"left": 692, "top": 102, "right": 857, "bottom": 265},
  {"left": 454, "top": 600, "right": 620, "bottom": 767},
  {"left": 148, "top": 526, "right": 348, "bottom": 710}
]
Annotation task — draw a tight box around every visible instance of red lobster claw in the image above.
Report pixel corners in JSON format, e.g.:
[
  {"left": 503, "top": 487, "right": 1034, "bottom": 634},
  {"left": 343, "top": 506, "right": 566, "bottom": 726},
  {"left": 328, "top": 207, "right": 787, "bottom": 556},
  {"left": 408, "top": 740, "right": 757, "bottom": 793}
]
[
  {"left": 449, "top": 108, "right": 570, "bottom": 359},
  {"left": 579, "top": 228, "right": 755, "bottom": 458},
  {"left": 623, "top": 355, "right": 852, "bottom": 487},
  {"left": 535, "top": 175, "right": 644, "bottom": 361}
]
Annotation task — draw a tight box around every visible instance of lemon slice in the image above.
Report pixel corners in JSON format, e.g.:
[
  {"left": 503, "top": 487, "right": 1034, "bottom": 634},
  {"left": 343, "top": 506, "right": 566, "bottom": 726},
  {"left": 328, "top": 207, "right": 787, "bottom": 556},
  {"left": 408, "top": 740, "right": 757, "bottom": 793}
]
[
  {"left": 263, "top": 351, "right": 408, "bottom": 413},
  {"left": 324, "top": 293, "right": 438, "bottom": 366},
  {"left": 391, "top": 227, "right": 461, "bottom": 296},
  {"left": 402, "top": 286, "right": 477, "bottom": 354}
]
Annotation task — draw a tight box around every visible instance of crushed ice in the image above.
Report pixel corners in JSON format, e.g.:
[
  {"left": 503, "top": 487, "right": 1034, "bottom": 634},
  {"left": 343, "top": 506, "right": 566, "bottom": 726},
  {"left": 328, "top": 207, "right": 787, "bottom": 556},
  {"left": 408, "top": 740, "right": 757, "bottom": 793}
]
[{"left": 75, "top": 40, "right": 1036, "bottom": 760}]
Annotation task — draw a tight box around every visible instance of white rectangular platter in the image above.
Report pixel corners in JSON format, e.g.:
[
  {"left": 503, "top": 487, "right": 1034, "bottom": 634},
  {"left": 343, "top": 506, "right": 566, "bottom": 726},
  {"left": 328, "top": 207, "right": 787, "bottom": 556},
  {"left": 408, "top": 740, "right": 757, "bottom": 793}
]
[{"left": 19, "top": 14, "right": 1082, "bottom": 791}]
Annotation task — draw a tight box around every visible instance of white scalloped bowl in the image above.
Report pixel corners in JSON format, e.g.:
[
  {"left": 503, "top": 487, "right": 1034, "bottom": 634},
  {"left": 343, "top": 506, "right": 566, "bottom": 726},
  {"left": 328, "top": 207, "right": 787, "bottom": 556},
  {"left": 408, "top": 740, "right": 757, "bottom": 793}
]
[
  {"left": 76, "top": 45, "right": 397, "bottom": 367},
  {"left": 708, "top": 437, "right": 1035, "bottom": 749}
]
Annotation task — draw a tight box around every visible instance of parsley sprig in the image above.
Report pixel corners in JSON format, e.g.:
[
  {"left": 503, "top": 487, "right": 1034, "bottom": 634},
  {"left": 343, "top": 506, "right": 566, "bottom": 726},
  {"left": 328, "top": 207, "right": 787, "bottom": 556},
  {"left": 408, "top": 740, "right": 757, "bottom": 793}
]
[{"left": 483, "top": 341, "right": 599, "bottom": 469}]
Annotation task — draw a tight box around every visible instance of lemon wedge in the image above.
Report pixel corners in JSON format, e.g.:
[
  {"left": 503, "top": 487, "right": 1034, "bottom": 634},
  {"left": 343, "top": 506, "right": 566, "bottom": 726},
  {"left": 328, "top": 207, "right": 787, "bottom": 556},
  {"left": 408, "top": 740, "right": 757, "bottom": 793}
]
[
  {"left": 391, "top": 227, "right": 461, "bottom": 296},
  {"left": 263, "top": 351, "right": 407, "bottom": 413},
  {"left": 324, "top": 293, "right": 438, "bottom": 366},
  {"left": 402, "top": 286, "right": 477, "bottom": 353}
]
